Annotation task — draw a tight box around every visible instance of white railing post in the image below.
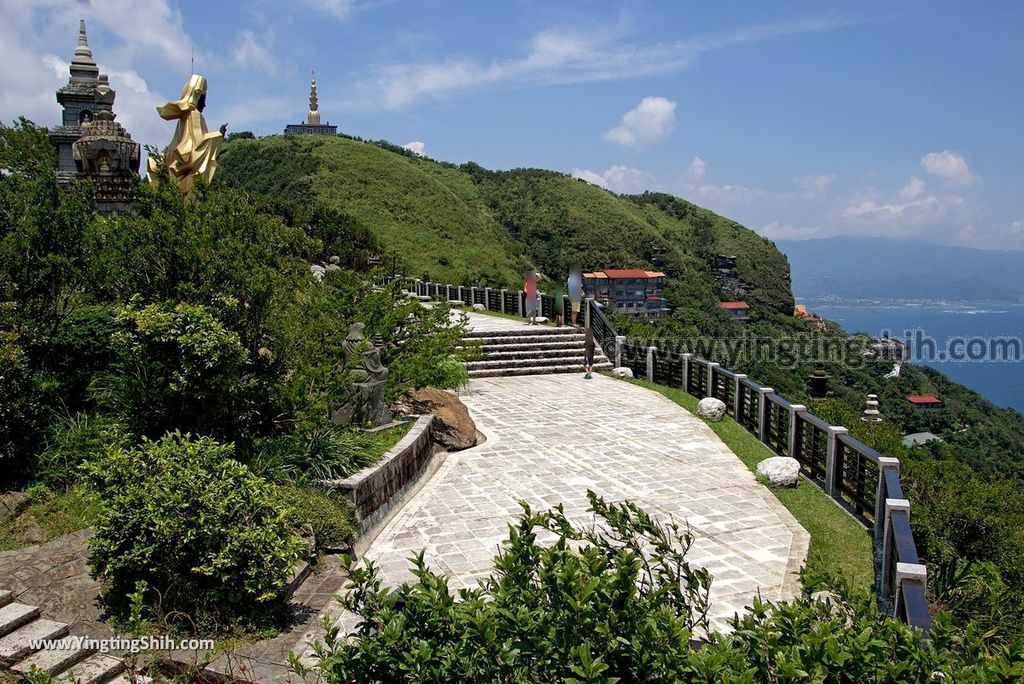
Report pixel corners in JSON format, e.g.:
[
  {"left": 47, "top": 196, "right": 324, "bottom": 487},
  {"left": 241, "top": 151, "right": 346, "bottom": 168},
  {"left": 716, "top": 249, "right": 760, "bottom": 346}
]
[
  {"left": 825, "top": 426, "right": 848, "bottom": 496},
  {"left": 681, "top": 353, "right": 693, "bottom": 391},
  {"left": 733, "top": 374, "right": 747, "bottom": 419},
  {"left": 470, "top": 286, "right": 477, "bottom": 307},
  {"left": 484, "top": 287, "right": 491, "bottom": 310},
  {"left": 758, "top": 387, "right": 774, "bottom": 443},
  {"left": 615, "top": 335, "right": 626, "bottom": 368},
  {"left": 446, "top": 284, "right": 451, "bottom": 300},
  {"left": 706, "top": 362, "right": 719, "bottom": 398},
  {"left": 881, "top": 498, "right": 911, "bottom": 601},
  {"left": 499, "top": 289, "right": 507, "bottom": 313},
  {"left": 875, "top": 457, "right": 901, "bottom": 543},
  {"left": 894, "top": 562, "right": 928, "bottom": 620},
  {"left": 787, "top": 404, "right": 806, "bottom": 460},
  {"left": 647, "top": 346, "right": 657, "bottom": 383}
]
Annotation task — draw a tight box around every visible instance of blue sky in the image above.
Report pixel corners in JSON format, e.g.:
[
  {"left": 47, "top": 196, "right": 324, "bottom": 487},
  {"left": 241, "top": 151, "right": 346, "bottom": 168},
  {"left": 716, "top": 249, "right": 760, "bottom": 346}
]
[{"left": 2, "top": 0, "right": 1022, "bottom": 249}]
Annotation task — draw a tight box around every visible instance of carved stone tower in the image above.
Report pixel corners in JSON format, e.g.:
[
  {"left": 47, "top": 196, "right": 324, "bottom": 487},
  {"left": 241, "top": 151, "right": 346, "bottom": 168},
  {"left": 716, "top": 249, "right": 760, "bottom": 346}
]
[{"left": 49, "top": 20, "right": 141, "bottom": 214}]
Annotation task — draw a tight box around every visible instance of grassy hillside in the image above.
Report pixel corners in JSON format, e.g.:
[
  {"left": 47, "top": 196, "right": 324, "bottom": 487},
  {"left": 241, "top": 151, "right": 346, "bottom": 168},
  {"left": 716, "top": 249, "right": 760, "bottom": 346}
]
[{"left": 217, "top": 135, "right": 794, "bottom": 328}]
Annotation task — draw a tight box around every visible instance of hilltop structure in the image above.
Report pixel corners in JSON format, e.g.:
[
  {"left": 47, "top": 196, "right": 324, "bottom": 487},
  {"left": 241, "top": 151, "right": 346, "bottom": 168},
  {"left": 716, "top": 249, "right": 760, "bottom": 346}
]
[
  {"left": 284, "top": 70, "right": 337, "bottom": 136},
  {"left": 50, "top": 20, "right": 140, "bottom": 214},
  {"left": 49, "top": 20, "right": 140, "bottom": 214}
]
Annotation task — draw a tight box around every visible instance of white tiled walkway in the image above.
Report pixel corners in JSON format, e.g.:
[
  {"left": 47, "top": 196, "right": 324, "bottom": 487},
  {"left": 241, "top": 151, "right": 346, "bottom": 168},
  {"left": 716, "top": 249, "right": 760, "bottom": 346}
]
[{"left": 358, "top": 362, "right": 809, "bottom": 634}]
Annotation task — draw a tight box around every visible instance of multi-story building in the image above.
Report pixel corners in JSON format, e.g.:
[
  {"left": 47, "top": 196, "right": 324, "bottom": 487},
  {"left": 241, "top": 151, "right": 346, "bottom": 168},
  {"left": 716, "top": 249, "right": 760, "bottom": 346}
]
[{"left": 583, "top": 270, "right": 669, "bottom": 318}]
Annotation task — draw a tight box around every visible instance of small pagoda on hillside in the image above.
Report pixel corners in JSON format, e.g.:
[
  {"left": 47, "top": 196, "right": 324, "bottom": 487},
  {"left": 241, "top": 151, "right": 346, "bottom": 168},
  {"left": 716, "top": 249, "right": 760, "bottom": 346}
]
[
  {"left": 49, "top": 20, "right": 140, "bottom": 215},
  {"left": 284, "top": 70, "right": 338, "bottom": 136}
]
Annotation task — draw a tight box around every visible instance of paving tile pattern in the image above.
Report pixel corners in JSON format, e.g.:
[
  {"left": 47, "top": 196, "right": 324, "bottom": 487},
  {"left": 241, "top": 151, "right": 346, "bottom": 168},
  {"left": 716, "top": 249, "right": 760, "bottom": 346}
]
[{"left": 359, "top": 372, "right": 809, "bottom": 634}]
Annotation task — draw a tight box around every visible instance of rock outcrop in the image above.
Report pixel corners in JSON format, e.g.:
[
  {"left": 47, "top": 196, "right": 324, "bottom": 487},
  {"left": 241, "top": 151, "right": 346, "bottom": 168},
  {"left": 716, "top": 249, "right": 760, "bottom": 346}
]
[{"left": 392, "top": 388, "right": 478, "bottom": 450}]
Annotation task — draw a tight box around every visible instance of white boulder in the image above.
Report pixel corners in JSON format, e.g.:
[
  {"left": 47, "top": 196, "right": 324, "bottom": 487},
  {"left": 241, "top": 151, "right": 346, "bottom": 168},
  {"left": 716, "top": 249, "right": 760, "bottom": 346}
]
[
  {"left": 696, "top": 397, "right": 727, "bottom": 422},
  {"left": 472, "top": 303, "right": 486, "bottom": 311},
  {"left": 612, "top": 367, "right": 634, "bottom": 379},
  {"left": 757, "top": 456, "right": 801, "bottom": 487}
]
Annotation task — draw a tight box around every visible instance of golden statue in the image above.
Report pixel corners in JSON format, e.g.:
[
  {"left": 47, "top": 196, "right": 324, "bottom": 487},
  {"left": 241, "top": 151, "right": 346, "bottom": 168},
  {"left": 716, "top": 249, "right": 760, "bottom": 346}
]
[{"left": 147, "top": 74, "right": 226, "bottom": 196}]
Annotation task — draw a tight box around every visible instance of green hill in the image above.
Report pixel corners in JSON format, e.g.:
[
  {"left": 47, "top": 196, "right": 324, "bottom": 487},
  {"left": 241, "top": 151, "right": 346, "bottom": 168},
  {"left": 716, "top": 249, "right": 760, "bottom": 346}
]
[{"left": 216, "top": 135, "right": 794, "bottom": 327}]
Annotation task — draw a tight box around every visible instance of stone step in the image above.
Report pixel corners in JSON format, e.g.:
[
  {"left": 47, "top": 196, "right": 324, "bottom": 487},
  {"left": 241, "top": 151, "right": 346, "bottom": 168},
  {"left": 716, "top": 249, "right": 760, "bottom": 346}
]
[
  {"left": 0, "top": 602, "right": 40, "bottom": 639},
  {"left": 463, "top": 327, "right": 584, "bottom": 339},
  {"left": 468, "top": 362, "right": 613, "bottom": 378},
  {"left": 467, "top": 355, "right": 610, "bottom": 371},
  {"left": 61, "top": 652, "right": 127, "bottom": 684},
  {"left": 12, "top": 638, "right": 95, "bottom": 676},
  {"left": 0, "top": 590, "right": 12, "bottom": 609},
  {"left": 474, "top": 347, "right": 589, "bottom": 361},
  {"left": 0, "top": 618, "right": 69, "bottom": 661},
  {"left": 465, "top": 339, "right": 587, "bottom": 353}
]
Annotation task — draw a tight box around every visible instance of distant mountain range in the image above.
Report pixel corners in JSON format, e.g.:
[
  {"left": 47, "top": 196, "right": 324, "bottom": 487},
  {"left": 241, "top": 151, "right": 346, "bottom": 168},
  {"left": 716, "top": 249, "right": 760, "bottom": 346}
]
[{"left": 777, "top": 237, "right": 1024, "bottom": 303}]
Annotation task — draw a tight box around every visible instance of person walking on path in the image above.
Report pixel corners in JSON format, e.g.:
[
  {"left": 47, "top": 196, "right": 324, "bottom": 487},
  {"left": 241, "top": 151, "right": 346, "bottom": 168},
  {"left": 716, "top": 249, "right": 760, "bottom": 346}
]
[
  {"left": 553, "top": 286, "right": 565, "bottom": 327},
  {"left": 524, "top": 272, "right": 540, "bottom": 325},
  {"left": 567, "top": 266, "right": 583, "bottom": 328},
  {"left": 583, "top": 327, "right": 595, "bottom": 379}
]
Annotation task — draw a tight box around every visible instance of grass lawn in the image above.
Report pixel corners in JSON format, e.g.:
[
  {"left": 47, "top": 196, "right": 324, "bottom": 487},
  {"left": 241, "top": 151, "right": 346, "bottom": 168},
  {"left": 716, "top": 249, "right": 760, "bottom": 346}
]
[
  {"left": 627, "top": 377, "right": 876, "bottom": 591},
  {"left": 359, "top": 421, "right": 413, "bottom": 461},
  {"left": 0, "top": 485, "right": 101, "bottom": 552}
]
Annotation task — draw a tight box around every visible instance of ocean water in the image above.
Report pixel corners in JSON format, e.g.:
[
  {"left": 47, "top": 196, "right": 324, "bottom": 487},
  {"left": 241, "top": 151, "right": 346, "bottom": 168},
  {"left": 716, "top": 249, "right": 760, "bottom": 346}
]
[{"left": 812, "top": 305, "right": 1024, "bottom": 413}]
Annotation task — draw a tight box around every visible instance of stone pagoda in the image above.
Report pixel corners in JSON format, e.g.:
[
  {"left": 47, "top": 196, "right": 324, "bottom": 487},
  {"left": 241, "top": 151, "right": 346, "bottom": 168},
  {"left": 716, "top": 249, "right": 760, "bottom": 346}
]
[
  {"left": 284, "top": 70, "right": 338, "bottom": 136},
  {"left": 49, "top": 20, "right": 140, "bottom": 214}
]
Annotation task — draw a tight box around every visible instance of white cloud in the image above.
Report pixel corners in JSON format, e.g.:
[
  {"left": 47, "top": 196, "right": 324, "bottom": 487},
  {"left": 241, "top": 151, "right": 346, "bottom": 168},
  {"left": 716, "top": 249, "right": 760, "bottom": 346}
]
[
  {"left": 232, "top": 30, "right": 278, "bottom": 73},
  {"left": 687, "top": 156, "right": 706, "bottom": 181},
  {"left": 920, "top": 150, "right": 975, "bottom": 186},
  {"left": 571, "top": 168, "right": 609, "bottom": 189},
  {"left": 571, "top": 165, "right": 653, "bottom": 193},
  {"left": 302, "top": 0, "right": 356, "bottom": 19},
  {"left": 794, "top": 173, "right": 835, "bottom": 193},
  {"left": 841, "top": 194, "right": 965, "bottom": 229},
  {"left": 1009, "top": 219, "right": 1024, "bottom": 236},
  {"left": 352, "top": 17, "right": 856, "bottom": 110},
  {"left": 899, "top": 176, "right": 925, "bottom": 198},
  {"left": 760, "top": 221, "right": 823, "bottom": 240},
  {"left": 403, "top": 141, "right": 426, "bottom": 156},
  {"left": 602, "top": 96, "right": 676, "bottom": 147}
]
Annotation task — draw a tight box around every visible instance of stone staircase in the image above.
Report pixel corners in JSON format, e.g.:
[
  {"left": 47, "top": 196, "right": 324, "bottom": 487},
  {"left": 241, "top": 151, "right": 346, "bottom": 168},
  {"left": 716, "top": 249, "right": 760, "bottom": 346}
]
[
  {"left": 0, "top": 589, "right": 147, "bottom": 683},
  {"left": 463, "top": 326, "right": 612, "bottom": 378}
]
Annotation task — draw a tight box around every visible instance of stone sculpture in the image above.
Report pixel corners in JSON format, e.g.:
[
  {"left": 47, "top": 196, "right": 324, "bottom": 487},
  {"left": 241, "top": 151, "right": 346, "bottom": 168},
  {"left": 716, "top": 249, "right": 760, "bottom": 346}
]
[{"left": 333, "top": 323, "right": 393, "bottom": 427}]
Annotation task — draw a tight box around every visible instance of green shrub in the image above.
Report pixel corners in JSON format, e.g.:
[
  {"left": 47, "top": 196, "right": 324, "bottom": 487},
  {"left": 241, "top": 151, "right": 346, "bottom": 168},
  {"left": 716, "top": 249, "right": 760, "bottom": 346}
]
[
  {"left": 35, "top": 412, "right": 129, "bottom": 488},
  {"left": 91, "top": 300, "right": 251, "bottom": 440},
  {"left": 248, "top": 428, "right": 380, "bottom": 484},
  {"left": 85, "top": 432, "right": 305, "bottom": 629},
  {"left": 275, "top": 482, "right": 358, "bottom": 551},
  {"left": 300, "top": 492, "right": 1024, "bottom": 683}
]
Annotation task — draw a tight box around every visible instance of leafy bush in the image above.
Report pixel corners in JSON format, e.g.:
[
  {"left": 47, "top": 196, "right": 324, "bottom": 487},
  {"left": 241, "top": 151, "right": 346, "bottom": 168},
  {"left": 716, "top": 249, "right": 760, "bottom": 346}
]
[
  {"left": 301, "top": 492, "right": 1024, "bottom": 683},
  {"left": 275, "top": 482, "right": 358, "bottom": 551},
  {"left": 300, "top": 491, "right": 712, "bottom": 682},
  {"left": 248, "top": 428, "right": 380, "bottom": 484},
  {"left": 85, "top": 432, "right": 304, "bottom": 629},
  {"left": 35, "top": 412, "right": 129, "bottom": 488},
  {"left": 91, "top": 300, "right": 251, "bottom": 439}
]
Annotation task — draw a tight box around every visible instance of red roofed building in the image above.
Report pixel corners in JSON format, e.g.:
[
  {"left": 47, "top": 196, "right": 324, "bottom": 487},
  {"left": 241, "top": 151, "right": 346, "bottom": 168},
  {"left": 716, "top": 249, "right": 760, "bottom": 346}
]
[
  {"left": 584, "top": 269, "right": 669, "bottom": 318},
  {"left": 718, "top": 301, "right": 750, "bottom": 322},
  {"left": 907, "top": 395, "right": 941, "bottom": 411}
]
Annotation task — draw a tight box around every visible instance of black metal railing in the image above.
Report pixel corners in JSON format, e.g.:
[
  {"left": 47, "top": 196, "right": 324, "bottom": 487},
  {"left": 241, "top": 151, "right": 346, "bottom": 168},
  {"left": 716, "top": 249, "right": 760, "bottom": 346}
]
[
  {"left": 408, "top": 278, "right": 931, "bottom": 633},
  {"left": 792, "top": 410, "right": 828, "bottom": 483},
  {"left": 835, "top": 433, "right": 880, "bottom": 523},
  {"left": 653, "top": 349, "right": 683, "bottom": 387},
  {"left": 736, "top": 378, "right": 762, "bottom": 436}
]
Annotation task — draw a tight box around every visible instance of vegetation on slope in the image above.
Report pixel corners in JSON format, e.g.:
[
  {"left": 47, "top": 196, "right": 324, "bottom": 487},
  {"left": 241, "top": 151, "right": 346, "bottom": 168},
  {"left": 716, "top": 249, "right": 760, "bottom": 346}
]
[
  {"left": 0, "top": 119, "right": 469, "bottom": 633},
  {"left": 216, "top": 135, "right": 794, "bottom": 333}
]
